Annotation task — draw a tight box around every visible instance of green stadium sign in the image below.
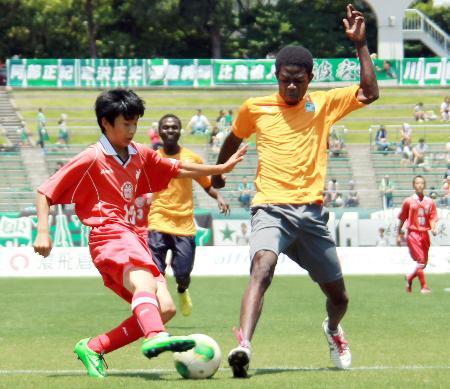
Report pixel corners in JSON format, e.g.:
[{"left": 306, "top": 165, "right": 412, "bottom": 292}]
[{"left": 6, "top": 58, "right": 449, "bottom": 87}]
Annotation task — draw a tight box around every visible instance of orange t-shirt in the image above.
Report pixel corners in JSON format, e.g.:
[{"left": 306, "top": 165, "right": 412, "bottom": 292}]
[
  {"left": 148, "top": 147, "right": 211, "bottom": 236},
  {"left": 232, "top": 85, "right": 365, "bottom": 205}
]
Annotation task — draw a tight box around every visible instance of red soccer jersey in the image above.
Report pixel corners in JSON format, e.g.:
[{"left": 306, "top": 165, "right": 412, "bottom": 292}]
[
  {"left": 398, "top": 194, "right": 438, "bottom": 232},
  {"left": 134, "top": 193, "right": 152, "bottom": 240},
  {"left": 38, "top": 136, "right": 180, "bottom": 229}
]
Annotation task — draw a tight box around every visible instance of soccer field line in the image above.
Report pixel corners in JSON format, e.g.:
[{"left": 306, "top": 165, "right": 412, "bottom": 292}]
[{"left": 1, "top": 365, "right": 450, "bottom": 376}]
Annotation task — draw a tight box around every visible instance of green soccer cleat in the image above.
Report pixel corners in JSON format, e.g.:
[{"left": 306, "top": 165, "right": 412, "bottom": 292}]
[
  {"left": 141, "top": 332, "right": 196, "bottom": 359},
  {"left": 178, "top": 289, "right": 193, "bottom": 316},
  {"left": 74, "top": 338, "right": 108, "bottom": 378}
]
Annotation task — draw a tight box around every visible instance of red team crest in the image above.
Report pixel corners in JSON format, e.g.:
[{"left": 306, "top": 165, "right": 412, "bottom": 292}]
[{"left": 121, "top": 181, "right": 134, "bottom": 202}]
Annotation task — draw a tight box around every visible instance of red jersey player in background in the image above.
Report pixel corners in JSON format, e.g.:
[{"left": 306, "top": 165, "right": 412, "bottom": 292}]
[
  {"left": 33, "top": 88, "right": 247, "bottom": 378},
  {"left": 397, "top": 175, "right": 438, "bottom": 294}
]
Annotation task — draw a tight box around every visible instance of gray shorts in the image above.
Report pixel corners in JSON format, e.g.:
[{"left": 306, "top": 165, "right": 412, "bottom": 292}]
[{"left": 249, "top": 204, "right": 342, "bottom": 283}]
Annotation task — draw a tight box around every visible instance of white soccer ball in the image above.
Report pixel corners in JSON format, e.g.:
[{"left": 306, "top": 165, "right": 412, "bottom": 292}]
[{"left": 173, "top": 334, "right": 222, "bottom": 379}]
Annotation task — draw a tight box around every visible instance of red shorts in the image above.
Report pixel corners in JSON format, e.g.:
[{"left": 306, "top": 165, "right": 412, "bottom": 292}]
[
  {"left": 407, "top": 230, "right": 430, "bottom": 264},
  {"left": 89, "top": 224, "right": 165, "bottom": 303}
]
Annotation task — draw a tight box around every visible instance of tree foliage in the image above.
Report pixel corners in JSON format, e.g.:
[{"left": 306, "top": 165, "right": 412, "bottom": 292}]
[{"left": 0, "top": 0, "right": 444, "bottom": 61}]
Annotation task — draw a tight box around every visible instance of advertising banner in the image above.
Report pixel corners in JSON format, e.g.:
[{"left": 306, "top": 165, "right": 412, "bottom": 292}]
[
  {"left": 8, "top": 58, "right": 447, "bottom": 87},
  {"left": 1, "top": 247, "right": 449, "bottom": 277}
]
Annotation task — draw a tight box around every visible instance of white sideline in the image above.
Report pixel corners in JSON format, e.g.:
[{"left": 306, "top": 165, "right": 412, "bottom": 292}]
[{"left": 1, "top": 366, "right": 450, "bottom": 375}]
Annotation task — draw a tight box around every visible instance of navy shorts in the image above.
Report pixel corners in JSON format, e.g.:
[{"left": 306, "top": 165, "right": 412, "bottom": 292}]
[{"left": 148, "top": 231, "right": 196, "bottom": 278}]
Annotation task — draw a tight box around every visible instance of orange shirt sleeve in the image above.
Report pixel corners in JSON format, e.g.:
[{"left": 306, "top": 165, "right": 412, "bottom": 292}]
[
  {"left": 325, "top": 85, "right": 365, "bottom": 124},
  {"left": 232, "top": 99, "right": 255, "bottom": 139},
  {"left": 193, "top": 153, "right": 212, "bottom": 189}
]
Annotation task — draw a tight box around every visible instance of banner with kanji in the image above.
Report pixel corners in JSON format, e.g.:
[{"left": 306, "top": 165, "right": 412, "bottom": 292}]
[{"left": 6, "top": 57, "right": 448, "bottom": 87}]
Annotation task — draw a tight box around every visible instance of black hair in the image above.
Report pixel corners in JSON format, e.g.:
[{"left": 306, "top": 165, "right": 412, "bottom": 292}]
[
  {"left": 95, "top": 88, "right": 145, "bottom": 134},
  {"left": 275, "top": 46, "right": 314, "bottom": 75},
  {"left": 158, "top": 113, "right": 182, "bottom": 130},
  {"left": 413, "top": 175, "right": 426, "bottom": 186}
]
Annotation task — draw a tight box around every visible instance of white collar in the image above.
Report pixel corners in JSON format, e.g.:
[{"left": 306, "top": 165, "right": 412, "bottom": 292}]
[{"left": 98, "top": 134, "right": 137, "bottom": 156}]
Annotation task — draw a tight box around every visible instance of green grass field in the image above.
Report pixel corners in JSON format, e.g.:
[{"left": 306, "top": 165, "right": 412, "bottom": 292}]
[
  {"left": 1, "top": 275, "right": 449, "bottom": 388},
  {"left": 11, "top": 87, "right": 450, "bottom": 145}
]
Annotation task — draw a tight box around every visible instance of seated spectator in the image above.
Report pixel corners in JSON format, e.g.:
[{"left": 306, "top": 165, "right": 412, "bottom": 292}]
[
  {"left": 324, "top": 178, "right": 339, "bottom": 206},
  {"left": 188, "top": 109, "right": 210, "bottom": 134},
  {"left": 17, "top": 121, "right": 33, "bottom": 146},
  {"left": 345, "top": 180, "right": 359, "bottom": 207},
  {"left": 216, "top": 110, "right": 226, "bottom": 132},
  {"left": 400, "top": 122, "right": 412, "bottom": 145},
  {"left": 376, "top": 227, "right": 389, "bottom": 246},
  {"left": 382, "top": 60, "right": 396, "bottom": 79},
  {"left": 399, "top": 140, "right": 413, "bottom": 167},
  {"left": 441, "top": 96, "right": 449, "bottom": 122},
  {"left": 441, "top": 177, "right": 450, "bottom": 207},
  {"left": 148, "top": 122, "right": 163, "bottom": 150},
  {"left": 412, "top": 138, "right": 429, "bottom": 168},
  {"left": 238, "top": 176, "right": 253, "bottom": 210},
  {"left": 379, "top": 175, "right": 394, "bottom": 208},
  {"left": 334, "top": 192, "right": 344, "bottom": 208},
  {"left": 375, "top": 125, "right": 390, "bottom": 151},
  {"left": 414, "top": 102, "right": 437, "bottom": 122}
]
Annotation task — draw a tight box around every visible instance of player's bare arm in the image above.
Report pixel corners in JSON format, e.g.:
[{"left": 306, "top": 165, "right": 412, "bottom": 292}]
[
  {"left": 33, "top": 192, "right": 53, "bottom": 257},
  {"left": 205, "top": 186, "right": 230, "bottom": 215},
  {"left": 343, "top": 4, "right": 379, "bottom": 104},
  {"left": 178, "top": 144, "right": 247, "bottom": 178},
  {"left": 211, "top": 132, "right": 243, "bottom": 188}
]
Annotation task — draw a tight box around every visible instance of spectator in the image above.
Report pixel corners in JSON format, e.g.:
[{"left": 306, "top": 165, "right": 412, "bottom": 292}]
[
  {"left": 37, "top": 107, "right": 48, "bottom": 149},
  {"left": 441, "top": 176, "right": 450, "bottom": 207},
  {"left": 238, "top": 176, "right": 253, "bottom": 210},
  {"left": 216, "top": 110, "right": 226, "bottom": 132},
  {"left": 325, "top": 178, "right": 339, "bottom": 206},
  {"left": 375, "top": 125, "right": 390, "bottom": 151},
  {"left": 188, "top": 109, "right": 210, "bottom": 134},
  {"left": 334, "top": 192, "right": 344, "bottom": 208},
  {"left": 376, "top": 227, "right": 388, "bottom": 246},
  {"left": 379, "top": 175, "right": 395, "bottom": 208},
  {"left": 224, "top": 109, "right": 233, "bottom": 129},
  {"left": 396, "top": 229, "right": 407, "bottom": 247},
  {"left": 235, "top": 223, "right": 250, "bottom": 245},
  {"left": 399, "top": 140, "right": 413, "bottom": 167},
  {"left": 414, "top": 102, "right": 437, "bottom": 122},
  {"left": 382, "top": 60, "right": 396, "bottom": 79},
  {"left": 400, "top": 122, "right": 412, "bottom": 145},
  {"left": 345, "top": 180, "right": 359, "bottom": 207},
  {"left": 429, "top": 186, "right": 439, "bottom": 202},
  {"left": 148, "top": 122, "right": 163, "bottom": 150},
  {"left": 57, "top": 113, "right": 69, "bottom": 147},
  {"left": 17, "top": 121, "right": 32, "bottom": 146},
  {"left": 412, "top": 138, "right": 429, "bottom": 168},
  {"left": 440, "top": 96, "right": 449, "bottom": 122}
]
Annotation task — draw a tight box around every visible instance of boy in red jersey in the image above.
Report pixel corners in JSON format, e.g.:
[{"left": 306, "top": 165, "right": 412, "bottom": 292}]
[
  {"left": 33, "top": 88, "right": 246, "bottom": 378},
  {"left": 397, "top": 175, "right": 438, "bottom": 294}
]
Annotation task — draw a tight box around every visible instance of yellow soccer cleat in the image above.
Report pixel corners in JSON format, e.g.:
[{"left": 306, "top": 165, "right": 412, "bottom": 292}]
[{"left": 178, "top": 289, "right": 193, "bottom": 316}]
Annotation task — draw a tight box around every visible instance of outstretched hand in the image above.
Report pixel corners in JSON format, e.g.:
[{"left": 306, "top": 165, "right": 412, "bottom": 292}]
[
  {"left": 221, "top": 144, "right": 248, "bottom": 173},
  {"left": 343, "top": 4, "right": 366, "bottom": 44}
]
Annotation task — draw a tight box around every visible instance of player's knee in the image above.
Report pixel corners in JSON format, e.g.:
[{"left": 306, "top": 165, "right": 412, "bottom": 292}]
[
  {"left": 251, "top": 251, "right": 276, "bottom": 287},
  {"left": 331, "top": 291, "right": 349, "bottom": 307}
]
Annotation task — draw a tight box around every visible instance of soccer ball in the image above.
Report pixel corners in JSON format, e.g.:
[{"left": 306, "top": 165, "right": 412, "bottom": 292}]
[{"left": 173, "top": 334, "right": 221, "bottom": 379}]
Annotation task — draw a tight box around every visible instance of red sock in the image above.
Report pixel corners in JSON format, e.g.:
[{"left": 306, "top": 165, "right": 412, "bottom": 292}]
[
  {"left": 417, "top": 268, "right": 427, "bottom": 289},
  {"left": 88, "top": 316, "right": 143, "bottom": 354},
  {"left": 132, "top": 291, "right": 165, "bottom": 338}
]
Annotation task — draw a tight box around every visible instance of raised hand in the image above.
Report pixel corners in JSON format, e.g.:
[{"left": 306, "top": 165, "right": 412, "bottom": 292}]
[
  {"left": 342, "top": 4, "right": 366, "bottom": 44},
  {"left": 222, "top": 144, "right": 248, "bottom": 173}
]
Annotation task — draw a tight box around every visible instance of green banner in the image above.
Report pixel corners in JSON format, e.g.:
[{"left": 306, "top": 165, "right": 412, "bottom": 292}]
[{"left": 7, "top": 57, "right": 448, "bottom": 87}]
